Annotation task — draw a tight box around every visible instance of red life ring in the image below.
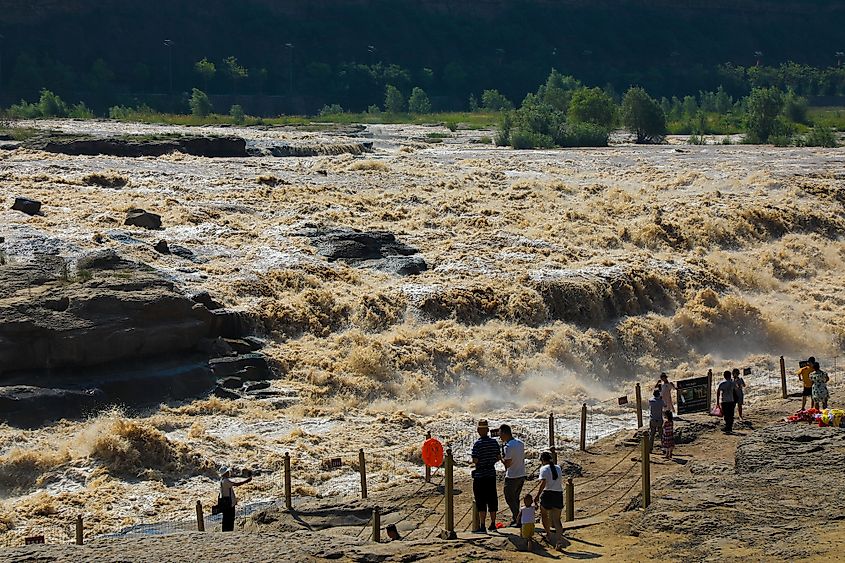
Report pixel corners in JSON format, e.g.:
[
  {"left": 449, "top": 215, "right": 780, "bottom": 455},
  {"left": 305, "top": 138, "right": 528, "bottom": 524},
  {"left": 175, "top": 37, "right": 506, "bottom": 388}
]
[{"left": 421, "top": 437, "right": 444, "bottom": 468}]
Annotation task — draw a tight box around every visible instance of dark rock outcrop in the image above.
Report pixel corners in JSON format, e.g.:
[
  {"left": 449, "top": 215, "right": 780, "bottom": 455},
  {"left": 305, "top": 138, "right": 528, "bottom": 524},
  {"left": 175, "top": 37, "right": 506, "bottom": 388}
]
[
  {"left": 125, "top": 208, "right": 162, "bottom": 230},
  {"left": 29, "top": 135, "right": 248, "bottom": 158},
  {"left": 297, "top": 227, "right": 427, "bottom": 276},
  {"left": 154, "top": 240, "right": 170, "bottom": 254},
  {"left": 209, "top": 353, "right": 273, "bottom": 380},
  {"left": 11, "top": 197, "right": 41, "bottom": 216}
]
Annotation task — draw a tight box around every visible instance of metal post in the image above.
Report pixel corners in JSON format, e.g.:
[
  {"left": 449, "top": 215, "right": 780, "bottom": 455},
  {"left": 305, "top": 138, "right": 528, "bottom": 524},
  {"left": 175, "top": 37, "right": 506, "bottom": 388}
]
[
  {"left": 441, "top": 447, "right": 456, "bottom": 539},
  {"left": 641, "top": 437, "right": 651, "bottom": 509},
  {"left": 284, "top": 452, "right": 292, "bottom": 510},
  {"left": 75, "top": 515, "right": 83, "bottom": 545},
  {"left": 195, "top": 501, "right": 205, "bottom": 532},
  {"left": 580, "top": 403, "right": 587, "bottom": 451},
  {"left": 471, "top": 500, "right": 479, "bottom": 531},
  {"left": 425, "top": 430, "right": 432, "bottom": 483},
  {"left": 372, "top": 506, "right": 381, "bottom": 542},
  {"left": 565, "top": 478, "right": 574, "bottom": 522},
  {"left": 635, "top": 383, "right": 643, "bottom": 428},
  {"left": 548, "top": 413, "right": 555, "bottom": 448},
  {"left": 780, "top": 356, "right": 787, "bottom": 399},
  {"left": 359, "top": 449, "right": 368, "bottom": 500}
]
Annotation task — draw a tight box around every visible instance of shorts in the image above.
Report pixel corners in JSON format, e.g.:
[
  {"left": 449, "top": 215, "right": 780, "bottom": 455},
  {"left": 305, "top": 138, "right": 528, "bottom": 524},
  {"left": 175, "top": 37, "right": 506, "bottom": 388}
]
[
  {"left": 521, "top": 523, "right": 535, "bottom": 539},
  {"left": 540, "top": 490, "right": 564, "bottom": 510},
  {"left": 473, "top": 476, "right": 498, "bottom": 512},
  {"left": 735, "top": 393, "right": 744, "bottom": 405},
  {"left": 803, "top": 387, "right": 813, "bottom": 397}
]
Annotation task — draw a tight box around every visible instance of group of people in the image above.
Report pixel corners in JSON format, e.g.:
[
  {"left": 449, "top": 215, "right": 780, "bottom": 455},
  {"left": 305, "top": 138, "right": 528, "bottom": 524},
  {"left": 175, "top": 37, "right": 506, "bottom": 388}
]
[
  {"left": 647, "top": 373, "right": 677, "bottom": 459},
  {"left": 715, "top": 368, "right": 747, "bottom": 434},
  {"left": 470, "top": 419, "right": 566, "bottom": 550},
  {"left": 797, "top": 356, "right": 831, "bottom": 410}
]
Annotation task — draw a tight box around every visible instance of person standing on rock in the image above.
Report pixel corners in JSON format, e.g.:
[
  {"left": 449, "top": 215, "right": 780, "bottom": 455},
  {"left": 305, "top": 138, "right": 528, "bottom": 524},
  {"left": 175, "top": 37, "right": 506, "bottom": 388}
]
[
  {"left": 716, "top": 371, "right": 737, "bottom": 434},
  {"left": 218, "top": 467, "right": 252, "bottom": 532},
  {"left": 471, "top": 419, "right": 502, "bottom": 533},
  {"left": 810, "top": 361, "right": 830, "bottom": 410},
  {"left": 648, "top": 389, "right": 665, "bottom": 449},
  {"left": 732, "top": 368, "right": 746, "bottom": 420},
  {"left": 798, "top": 357, "right": 816, "bottom": 410},
  {"left": 658, "top": 373, "right": 677, "bottom": 413},
  {"left": 499, "top": 424, "right": 526, "bottom": 528}
]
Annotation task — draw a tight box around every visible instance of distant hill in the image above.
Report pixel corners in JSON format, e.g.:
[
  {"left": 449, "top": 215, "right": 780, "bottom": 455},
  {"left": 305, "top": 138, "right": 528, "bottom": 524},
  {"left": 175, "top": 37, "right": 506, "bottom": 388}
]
[{"left": 1, "top": 0, "right": 843, "bottom": 112}]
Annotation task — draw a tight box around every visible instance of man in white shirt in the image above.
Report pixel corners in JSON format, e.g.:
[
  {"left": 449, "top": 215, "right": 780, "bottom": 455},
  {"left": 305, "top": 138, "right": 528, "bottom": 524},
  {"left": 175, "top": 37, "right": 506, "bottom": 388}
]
[{"left": 499, "top": 424, "right": 526, "bottom": 528}]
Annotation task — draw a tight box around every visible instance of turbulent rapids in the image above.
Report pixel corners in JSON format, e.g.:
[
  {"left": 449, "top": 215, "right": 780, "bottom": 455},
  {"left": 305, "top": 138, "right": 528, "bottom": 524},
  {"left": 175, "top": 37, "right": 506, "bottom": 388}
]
[{"left": 1, "top": 120, "right": 844, "bottom": 542}]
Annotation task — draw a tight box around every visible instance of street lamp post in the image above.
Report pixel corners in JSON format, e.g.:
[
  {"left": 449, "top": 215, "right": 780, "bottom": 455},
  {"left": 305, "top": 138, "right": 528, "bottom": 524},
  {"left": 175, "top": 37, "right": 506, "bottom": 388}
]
[
  {"left": 836, "top": 52, "right": 844, "bottom": 68},
  {"left": 164, "top": 39, "right": 174, "bottom": 94},
  {"left": 754, "top": 51, "right": 763, "bottom": 67},
  {"left": 285, "top": 43, "right": 294, "bottom": 95}
]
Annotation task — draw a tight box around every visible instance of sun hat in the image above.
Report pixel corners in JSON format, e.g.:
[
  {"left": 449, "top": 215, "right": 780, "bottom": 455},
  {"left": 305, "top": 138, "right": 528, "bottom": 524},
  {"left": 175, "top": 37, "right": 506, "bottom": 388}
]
[{"left": 477, "top": 419, "right": 489, "bottom": 430}]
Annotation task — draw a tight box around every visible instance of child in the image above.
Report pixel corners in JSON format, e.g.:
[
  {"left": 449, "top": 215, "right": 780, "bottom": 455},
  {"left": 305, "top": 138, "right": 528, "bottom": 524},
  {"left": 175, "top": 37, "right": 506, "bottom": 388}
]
[
  {"left": 519, "top": 493, "right": 536, "bottom": 551},
  {"left": 662, "top": 411, "right": 675, "bottom": 459}
]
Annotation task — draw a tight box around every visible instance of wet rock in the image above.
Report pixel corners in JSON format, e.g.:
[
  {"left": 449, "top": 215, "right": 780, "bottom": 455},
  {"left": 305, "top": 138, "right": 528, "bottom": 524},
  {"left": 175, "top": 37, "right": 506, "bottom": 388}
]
[
  {"left": 219, "top": 376, "right": 244, "bottom": 389},
  {"left": 154, "top": 240, "right": 170, "bottom": 254},
  {"left": 244, "top": 381, "right": 271, "bottom": 393},
  {"left": 190, "top": 291, "right": 223, "bottom": 311},
  {"left": 124, "top": 208, "right": 162, "bottom": 230},
  {"left": 12, "top": 197, "right": 41, "bottom": 216},
  {"left": 170, "top": 245, "right": 195, "bottom": 259},
  {"left": 225, "top": 338, "right": 260, "bottom": 354},
  {"left": 0, "top": 386, "right": 106, "bottom": 428},
  {"left": 77, "top": 248, "right": 128, "bottom": 270},
  {"left": 209, "top": 353, "right": 272, "bottom": 379},
  {"left": 30, "top": 135, "right": 248, "bottom": 158},
  {"left": 213, "top": 385, "right": 241, "bottom": 400},
  {"left": 374, "top": 255, "right": 428, "bottom": 276},
  {"left": 296, "top": 227, "right": 426, "bottom": 276}
]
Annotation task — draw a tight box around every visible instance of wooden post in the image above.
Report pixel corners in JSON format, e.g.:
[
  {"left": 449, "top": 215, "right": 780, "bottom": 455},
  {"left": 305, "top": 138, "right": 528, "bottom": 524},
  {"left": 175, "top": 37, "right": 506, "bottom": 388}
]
[
  {"left": 425, "top": 430, "right": 432, "bottom": 483},
  {"left": 195, "top": 501, "right": 205, "bottom": 532},
  {"left": 780, "top": 356, "right": 787, "bottom": 399},
  {"left": 471, "top": 500, "right": 480, "bottom": 531},
  {"left": 372, "top": 506, "right": 381, "bottom": 543},
  {"left": 548, "top": 413, "right": 555, "bottom": 448},
  {"left": 580, "top": 403, "right": 587, "bottom": 451},
  {"left": 641, "top": 437, "right": 651, "bottom": 509},
  {"left": 284, "top": 452, "right": 292, "bottom": 510},
  {"left": 707, "top": 369, "right": 713, "bottom": 409},
  {"left": 359, "top": 449, "right": 368, "bottom": 500},
  {"left": 75, "top": 515, "right": 83, "bottom": 545},
  {"left": 441, "top": 447, "right": 456, "bottom": 539},
  {"left": 565, "top": 478, "right": 574, "bottom": 522},
  {"left": 635, "top": 383, "right": 643, "bottom": 429},
  {"left": 550, "top": 445, "right": 557, "bottom": 465}
]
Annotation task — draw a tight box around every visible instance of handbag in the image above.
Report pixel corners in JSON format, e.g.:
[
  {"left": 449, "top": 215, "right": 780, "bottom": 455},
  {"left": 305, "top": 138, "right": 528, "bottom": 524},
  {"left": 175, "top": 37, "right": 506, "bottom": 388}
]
[{"left": 710, "top": 404, "right": 723, "bottom": 417}]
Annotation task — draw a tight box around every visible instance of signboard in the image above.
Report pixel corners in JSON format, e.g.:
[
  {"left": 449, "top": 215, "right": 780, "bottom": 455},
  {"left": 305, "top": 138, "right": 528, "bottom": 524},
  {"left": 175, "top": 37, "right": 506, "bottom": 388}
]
[
  {"left": 617, "top": 396, "right": 629, "bottom": 406},
  {"left": 743, "top": 367, "right": 751, "bottom": 376},
  {"left": 490, "top": 428, "right": 500, "bottom": 438},
  {"left": 25, "top": 535, "right": 45, "bottom": 545},
  {"left": 677, "top": 375, "right": 711, "bottom": 414},
  {"left": 323, "top": 457, "right": 343, "bottom": 470}
]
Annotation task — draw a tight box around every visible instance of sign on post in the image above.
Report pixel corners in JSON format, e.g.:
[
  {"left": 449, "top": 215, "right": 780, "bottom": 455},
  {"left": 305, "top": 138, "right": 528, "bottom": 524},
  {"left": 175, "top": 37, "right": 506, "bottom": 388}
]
[
  {"left": 25, "top": 536, "right": 45, "bottom": 545},
  {"left": 677, "top": 375, "right": 710, "bottom": 414}
]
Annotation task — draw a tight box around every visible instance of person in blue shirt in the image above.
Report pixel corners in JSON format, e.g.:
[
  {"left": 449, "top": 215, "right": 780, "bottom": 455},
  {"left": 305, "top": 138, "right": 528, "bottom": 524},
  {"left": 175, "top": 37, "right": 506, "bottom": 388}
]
[{"left": 471, "top": 419, "right": 502, "bottom": 533}]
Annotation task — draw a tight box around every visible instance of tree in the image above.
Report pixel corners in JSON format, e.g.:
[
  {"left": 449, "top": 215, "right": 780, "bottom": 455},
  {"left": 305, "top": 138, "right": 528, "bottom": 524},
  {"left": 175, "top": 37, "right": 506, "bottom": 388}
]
[
  {"left": 481, "top": 89, "right": 513, "bottom": 111},
  {"left": 715, "top": 85, "right": 733, "bottom": 114},
  {"left": 539, "top": 69, "right": 581, "bottom": 111},
  {"left": 621, "top": 87, "right": 666, "bottom": 144},
  {"left": 194, "top": 58, "right": 216, "bottom": 90},
  {"left": 189, "top": 88, "right": 213, "bottom": 117},
  {"left": 408, "top": 87, "right": 432, "bottom": 113},
  {"left": 567, "top": 87, "right": 616, "bottom": 128},
  {"left": 229, "top": 104, "right": 245, "bottom": 124},
  {"left": 783, "top": 88, "right": 808, "bottom": 124},
  {"left": 681, "top": 95, "right": 698, "bottom": 119},
  {"left": 222, "top": 56, "right": 248, "bottom": 93},
  {"left": 385, "top": 84, "right": 406, "bottom": 113},
  {"left": 744, "top": 87, "right": 784, "bottom": 143},
  {"left": 38, "top": 88, "right": 68, "bottom": 117}
]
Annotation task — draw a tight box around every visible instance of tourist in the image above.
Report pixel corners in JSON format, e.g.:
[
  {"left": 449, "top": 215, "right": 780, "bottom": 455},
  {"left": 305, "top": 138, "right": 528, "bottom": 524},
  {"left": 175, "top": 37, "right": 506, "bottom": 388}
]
[
  {"left": 535, "top": 451, "right": 565, "bottom": 548},
  {"left": 648, "top": 389, "right": 665, "bottom": 449},
  {"left": 471, "top": 419, "right": 502, "bottom": 533},
  {"left": 519, "top": 493, "right": 537, "bottom": 552},
  {"left": 810, "top": 361, "right": 830, "bottom": 410},
  {"left": 218, "top": 467, "right": 252, "bottom": 532},
  {"left": 732, "top": 368, "right": 746, "bottom": 420},
  {"left": 662, "top": 411, "right": 675, "bottom": 460},
  {"left": 797, "top": 356, "right": 816, "bottom": 410},
  {"left": 385, "top": 524, "right": 402, "bottom": 541},
  {"left": 716, "top": 371, "right": 737, "bottom": 434},
  {"left": 658, "top": 372, "right": 677, "bottom": 413},
  {"left": 499, "top": 424, "right": 526, "bottom": 528}
]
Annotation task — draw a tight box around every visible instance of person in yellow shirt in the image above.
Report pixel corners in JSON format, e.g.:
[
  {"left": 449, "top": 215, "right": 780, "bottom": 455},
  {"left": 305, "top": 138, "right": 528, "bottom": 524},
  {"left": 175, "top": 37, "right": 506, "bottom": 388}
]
[{"left": 797, "top": 356, "right": 815, "bottom": 410}]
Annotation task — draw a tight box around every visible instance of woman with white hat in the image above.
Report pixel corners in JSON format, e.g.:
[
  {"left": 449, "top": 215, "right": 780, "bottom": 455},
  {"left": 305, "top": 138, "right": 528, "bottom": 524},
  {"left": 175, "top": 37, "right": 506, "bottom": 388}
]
[{"left": 218, "top": 467, "right": 252, "bottom": 532}]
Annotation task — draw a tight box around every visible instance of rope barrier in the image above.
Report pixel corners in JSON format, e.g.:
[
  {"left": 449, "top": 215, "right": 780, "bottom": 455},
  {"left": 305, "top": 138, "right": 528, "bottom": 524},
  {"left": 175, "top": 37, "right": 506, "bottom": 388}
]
[
  {"left": 575, "top": 442, "right": 639, "bottom": 487},
  {"left": 584, "top": 471, "right": 642, "bottom": 518},
  {"left": 576, "top": 462, "right": 638, "bottom": 503}
]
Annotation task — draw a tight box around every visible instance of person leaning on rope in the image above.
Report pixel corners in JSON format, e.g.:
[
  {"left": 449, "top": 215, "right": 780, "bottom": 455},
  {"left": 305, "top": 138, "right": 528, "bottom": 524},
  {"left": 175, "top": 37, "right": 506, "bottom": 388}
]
[{"left": 218, "top": 467, "right": 252, "bottom": 532}]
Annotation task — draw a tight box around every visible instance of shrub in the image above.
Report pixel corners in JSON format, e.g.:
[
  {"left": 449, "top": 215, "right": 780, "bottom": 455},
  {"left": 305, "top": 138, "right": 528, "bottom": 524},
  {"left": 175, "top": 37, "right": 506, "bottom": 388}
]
[
  {"left": 800, "top": 126, "right": 838, "bottom": 147},
  {"left": 509, "top": 128, "right": 554, "bottom": 149},
  {"left": 408, "top": 87, "right": 432, "bottom": 113},
  {"left": 567, "top": 87, "right": 616, "bottom": 128},
  {"left": 481, "top": 89, "right": 513, "bottom": 111},
  {"left": 445, "top": 121, "right": 458, "bottom": 132},
  {"left": 38, "top": 89, "right": 68, "bottom": 117},
  {"left": 319, "top": 103, "right": 343, "bottom": 116},
  {"left": 556, "top": 122, "right": 609, "bottom": 147},
  {"left": 744, "top": 87, "right": 784, "bottom": 143},
  {"left": 189, "top": 88, "right": 213, "bottom": 117},
  {"left": 495, "top": 112, "right": 512, "bottom": 146},
  {"left": 68, "top": 102, "right": 94, "bottom": 119},
  {"left": 538, "top": 70, "right": 581, "bottom": 111},
  {"left": 367, "top": 104, "right": 381, "bottom": 114},
  {"left": 8, "top": 99, "right": 41, "bottom": 119},
  {"left": 621, "top": 87, "right": 667, "bottom": 144},
  {"left": 229, "top": 104, "right": 245, "bottom": 124},
  {"left": 687, "top": 134, "right": 707, "bottom": 145},
  {"left": 384, "top": 85, "right": 406, "bottom": 113},
  {"left": 783, "top": 89, "right": 809, "bottom": 125},
  {"left": 468, "top": 94, "right": 479, "bottom": 112}
]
